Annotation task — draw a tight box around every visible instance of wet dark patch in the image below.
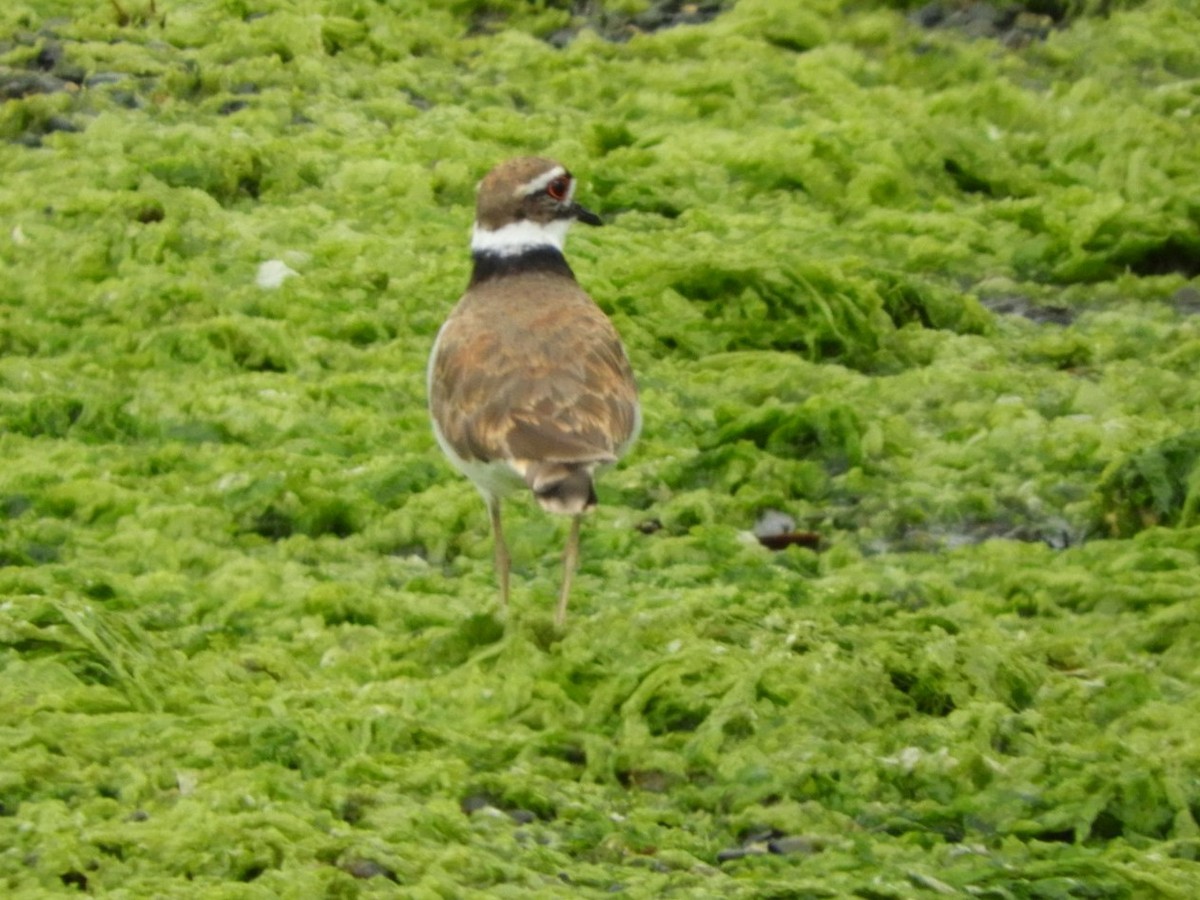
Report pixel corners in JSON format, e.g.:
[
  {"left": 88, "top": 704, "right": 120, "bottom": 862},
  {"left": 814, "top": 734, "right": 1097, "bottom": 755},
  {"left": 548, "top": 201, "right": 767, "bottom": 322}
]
[
  {"left": 889, "top": 517, "right": 1082, "bottom": 553},
  {"left": 982, "top": 295, "right": 1077, "bottom": 326},
  {"left": 0, "top": 36, "right": 84, "bottom": 94},
  {"left": 2, "top": 495, "right": 33, "bottom": 518},
  {"left": 546, "top": 0, "right": 730, "bottom": 47},
  {"left": 911, "top": 1, "right": 1060, "bottom": 47},
  {"left": 0, "top": 33, "right": 96, "bottom": 144},
  {"left": 1170, "top": 286, "right": 1200, "bottom": 316}
]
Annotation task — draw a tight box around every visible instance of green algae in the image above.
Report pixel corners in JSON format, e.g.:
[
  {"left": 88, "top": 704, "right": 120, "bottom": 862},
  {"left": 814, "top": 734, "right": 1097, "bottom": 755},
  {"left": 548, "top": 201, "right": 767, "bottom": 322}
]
[{"left": 2, "top": 0, "right": 1200, "bottom": 895}]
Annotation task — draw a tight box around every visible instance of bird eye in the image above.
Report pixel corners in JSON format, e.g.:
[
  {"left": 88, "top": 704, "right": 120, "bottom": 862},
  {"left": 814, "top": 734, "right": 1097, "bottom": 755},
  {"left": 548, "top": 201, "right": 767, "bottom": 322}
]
[{"left": 546, "top": 177, "right": 570, "bottom": 201}]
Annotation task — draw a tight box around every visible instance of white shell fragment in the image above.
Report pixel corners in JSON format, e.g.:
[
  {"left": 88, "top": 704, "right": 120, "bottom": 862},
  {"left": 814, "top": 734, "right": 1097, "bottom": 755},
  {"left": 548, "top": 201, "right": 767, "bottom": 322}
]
[{"left": 256, "top": 259, "right": 299, "bottom": 289}]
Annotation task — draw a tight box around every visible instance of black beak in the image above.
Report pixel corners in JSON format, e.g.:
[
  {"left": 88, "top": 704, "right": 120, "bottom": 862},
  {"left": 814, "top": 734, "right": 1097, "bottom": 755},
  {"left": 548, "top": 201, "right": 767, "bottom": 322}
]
[{"left": 572, "top": 203, "right": 603, "bottom": 226}]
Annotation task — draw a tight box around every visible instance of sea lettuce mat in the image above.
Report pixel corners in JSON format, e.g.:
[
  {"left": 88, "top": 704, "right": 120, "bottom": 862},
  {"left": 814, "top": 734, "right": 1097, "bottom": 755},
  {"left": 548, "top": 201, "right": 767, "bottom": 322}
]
[{"left": 1, "top": 0, "right": 1198, "bottom": 896}]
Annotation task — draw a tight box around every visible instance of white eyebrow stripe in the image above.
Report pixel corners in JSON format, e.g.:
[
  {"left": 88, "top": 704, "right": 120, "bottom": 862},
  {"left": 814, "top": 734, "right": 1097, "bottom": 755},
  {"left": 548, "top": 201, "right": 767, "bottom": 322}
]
[{"left": 517, "top": 166, "right": 569, "bottom": 197}]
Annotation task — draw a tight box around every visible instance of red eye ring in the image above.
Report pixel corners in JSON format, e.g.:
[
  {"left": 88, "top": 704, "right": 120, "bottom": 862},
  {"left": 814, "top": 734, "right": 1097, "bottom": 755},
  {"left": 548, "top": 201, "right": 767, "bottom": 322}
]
[{"left": 546, "top": 177, "right": 570, "bottom": 201}]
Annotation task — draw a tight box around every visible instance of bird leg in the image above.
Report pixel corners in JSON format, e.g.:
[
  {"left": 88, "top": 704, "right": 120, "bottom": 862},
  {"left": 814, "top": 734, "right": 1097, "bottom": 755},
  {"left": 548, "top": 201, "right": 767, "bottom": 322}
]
[
  {"left": 556, "top": 514, "right": 583, "bottom": 627},
  {"left": 488, "top": 496, "right": 510, "bottom": 611}
]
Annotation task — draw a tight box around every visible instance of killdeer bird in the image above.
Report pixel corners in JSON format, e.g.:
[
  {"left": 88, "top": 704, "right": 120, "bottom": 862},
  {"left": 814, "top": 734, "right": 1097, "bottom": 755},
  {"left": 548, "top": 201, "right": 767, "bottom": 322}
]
[{"left": 427, "top": 157, "right": 640, "bottom": 626}]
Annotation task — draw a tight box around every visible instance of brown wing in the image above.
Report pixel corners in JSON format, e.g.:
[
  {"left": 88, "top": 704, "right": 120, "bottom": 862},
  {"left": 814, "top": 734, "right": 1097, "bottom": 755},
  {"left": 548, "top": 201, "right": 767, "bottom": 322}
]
[{"left": 429, "top": 276, "right": 638, "bottom": 466}]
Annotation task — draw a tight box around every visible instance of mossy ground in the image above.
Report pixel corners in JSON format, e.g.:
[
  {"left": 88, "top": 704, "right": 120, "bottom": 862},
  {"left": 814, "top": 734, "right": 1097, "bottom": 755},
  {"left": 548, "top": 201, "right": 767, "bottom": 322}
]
[{"left": 2, "top": 0, "right": 1199, "bottom": 896}]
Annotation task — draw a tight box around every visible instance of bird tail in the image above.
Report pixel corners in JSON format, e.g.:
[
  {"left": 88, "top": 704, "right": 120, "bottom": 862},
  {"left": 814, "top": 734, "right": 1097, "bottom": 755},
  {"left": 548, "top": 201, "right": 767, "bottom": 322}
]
[{"left": 523, "top": 460, "right": 606, "bottom": 516}]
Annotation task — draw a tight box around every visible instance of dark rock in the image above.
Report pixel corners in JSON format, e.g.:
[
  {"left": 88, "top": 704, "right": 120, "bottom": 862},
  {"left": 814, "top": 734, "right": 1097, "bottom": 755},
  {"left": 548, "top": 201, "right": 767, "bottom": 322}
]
[
  {"left": 546, "top": 28, "right": 575, "bottom": 50},
  {"left": 460, "top": 791, "right": 499, "bottom": 815},
  {"left": 633, "top": 0, "right": 724, "bottom": 33},
  {"left": 719, "top": 829, "right": 831, "bottom": 862},
  {"left": 716, "top": 844, "right": 768, "bottom": 862},
  {"left": 768, "top": 834, "right": 827, "bottom": 855},
  {"left": 44, "top": 115, "right": 80, "bottom": 134},
  {"left": 911, "top": 3, "right": 947, "bottom": 28},
  {"left": 0, "top": 69, "right": 71, "bottom": 100},
  {"left": 109, "top": 90, "right": 141, "bottom": 109},
  {"left": 340, "top": 858, "right": 398, "bottom": 881},
  {"left": 34, "top": 43, "right": 64, "bottom": 71},
  {"left": 737, "top": 826, "right": 785, "bottom": 844}
]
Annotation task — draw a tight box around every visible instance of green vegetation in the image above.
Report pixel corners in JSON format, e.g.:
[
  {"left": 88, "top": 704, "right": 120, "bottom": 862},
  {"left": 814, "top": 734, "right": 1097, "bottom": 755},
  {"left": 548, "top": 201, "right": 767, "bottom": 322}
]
[{"left": 2, "top": 0, "right": 1198, "bottom": 895}]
